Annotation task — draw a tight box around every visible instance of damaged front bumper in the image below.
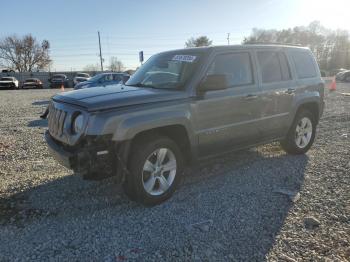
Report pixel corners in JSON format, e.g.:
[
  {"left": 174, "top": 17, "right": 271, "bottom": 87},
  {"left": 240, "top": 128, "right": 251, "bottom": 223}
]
[{"left": 45, "top": 131, "right": 129, "bottom": 180}]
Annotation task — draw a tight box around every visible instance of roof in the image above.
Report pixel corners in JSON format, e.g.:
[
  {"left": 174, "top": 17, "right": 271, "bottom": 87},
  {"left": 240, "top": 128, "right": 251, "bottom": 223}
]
[
  {"left": 161, "top": 44, "right": 309, "bottom": 55},
  {"left": 52, "top": 74, "right": 67, "bottom": 77}
]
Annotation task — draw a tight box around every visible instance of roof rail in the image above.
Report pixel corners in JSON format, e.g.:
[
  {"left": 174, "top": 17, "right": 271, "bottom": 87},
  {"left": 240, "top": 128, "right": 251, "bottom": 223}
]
[{"left": 245, "top": 42, "right": 302, "bottom": 47}]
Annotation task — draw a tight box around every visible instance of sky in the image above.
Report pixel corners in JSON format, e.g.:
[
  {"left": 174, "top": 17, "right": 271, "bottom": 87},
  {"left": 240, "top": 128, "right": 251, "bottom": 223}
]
[{"left": 1, "top": 0, "right": 349, "bottom": 71}]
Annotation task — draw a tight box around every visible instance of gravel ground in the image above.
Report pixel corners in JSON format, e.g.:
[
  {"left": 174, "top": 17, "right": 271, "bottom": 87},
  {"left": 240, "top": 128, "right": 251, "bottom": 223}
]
[{"left": 0, "top": 84, "right": 349, "bottom": 261}]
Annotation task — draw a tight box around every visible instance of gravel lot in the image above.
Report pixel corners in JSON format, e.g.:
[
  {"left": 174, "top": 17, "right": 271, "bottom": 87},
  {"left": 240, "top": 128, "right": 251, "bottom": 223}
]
[{"left": 0, "top": 83, "right": 349, "bottom": 261}]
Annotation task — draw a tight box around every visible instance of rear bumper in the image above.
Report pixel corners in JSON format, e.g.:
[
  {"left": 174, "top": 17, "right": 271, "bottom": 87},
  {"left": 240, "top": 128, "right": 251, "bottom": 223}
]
[
  {"left": 50, "top": 82, "right": 66, "bottom": 88},
  {"left": 23, "top": 84, "right": 42, "bottom": 89}
]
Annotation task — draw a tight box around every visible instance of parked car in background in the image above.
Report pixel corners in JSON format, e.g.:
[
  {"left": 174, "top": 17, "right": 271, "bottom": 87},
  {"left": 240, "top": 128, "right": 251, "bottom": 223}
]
[
  {"left": 0, "top": 77, "right": 19, "bottom": 89},
  {"left": 335, "top": 70, "right": 350, "bottom": 82},
  {"left": 46, "top": 45, "right": 324, "bottom": 205},
  {"left": 1, "top": 69, "right": 15, "bottom": 73},
  {"left": 22, "top": 78, "right": 43, "bottom": 89},
  {"left": 74, "top": 72, "right": 130, "bottom": 90},
  {"left": 73, "top": 73, "right": 90, "bottom": 87},
  {"left": 49, "top": 74, "right": 69, "bottom": 88}
]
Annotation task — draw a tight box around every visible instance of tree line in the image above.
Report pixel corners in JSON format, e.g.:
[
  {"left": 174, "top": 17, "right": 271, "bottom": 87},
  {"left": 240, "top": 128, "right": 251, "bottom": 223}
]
[
  {"left": 243, "top": 21, "right": 350, "bottom": 72},
  {"left": 186, "top": 22, "right": 350, "bottom": 73},
  {"left": 1, "top": 21, "right": 349, "bottom": 73}
]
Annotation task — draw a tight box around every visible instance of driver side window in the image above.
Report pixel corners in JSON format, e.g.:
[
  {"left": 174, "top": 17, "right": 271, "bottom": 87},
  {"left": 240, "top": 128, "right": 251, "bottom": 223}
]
[
  {"left": 207, "top": 52, "right": 254, "bottom": 87},
  {"left": 104, "top": 74, "right": 113, "bottom": 82}
]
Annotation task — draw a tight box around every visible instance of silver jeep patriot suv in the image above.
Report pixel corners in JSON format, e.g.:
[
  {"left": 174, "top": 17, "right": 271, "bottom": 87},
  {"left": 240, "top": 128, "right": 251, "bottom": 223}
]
[{"left": 45, "top": 45, "right": 324, "bottom": 205}]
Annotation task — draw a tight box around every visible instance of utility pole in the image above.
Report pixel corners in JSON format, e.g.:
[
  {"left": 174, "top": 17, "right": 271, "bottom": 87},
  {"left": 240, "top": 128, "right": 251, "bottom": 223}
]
[
  {"left": 227, "top": 33, "right": 230, "bottom": 45},
  {"left": 98, "top": 31, "right": 103, "bottom": 71}
]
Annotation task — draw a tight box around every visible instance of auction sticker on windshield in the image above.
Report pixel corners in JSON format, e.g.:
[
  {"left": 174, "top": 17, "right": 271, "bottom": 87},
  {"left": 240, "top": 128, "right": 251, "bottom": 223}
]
[{"left": 172, "top": 55, "right": 197, "bottom": 63}]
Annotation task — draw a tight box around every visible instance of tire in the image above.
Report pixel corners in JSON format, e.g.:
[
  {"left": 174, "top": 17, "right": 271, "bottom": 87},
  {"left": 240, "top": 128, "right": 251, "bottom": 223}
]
[
  {"left": 123, "top": 135, "right": 184, "bottom": 205},
  {"left": 280, "top": 109, "right": 317, "bottom": 154}
]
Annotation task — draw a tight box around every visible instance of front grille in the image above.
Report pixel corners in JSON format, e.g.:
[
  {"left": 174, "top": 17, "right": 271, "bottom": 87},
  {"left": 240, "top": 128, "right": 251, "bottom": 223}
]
[{"left": 48, "top": 104, "right": 67, "bottom": 138}]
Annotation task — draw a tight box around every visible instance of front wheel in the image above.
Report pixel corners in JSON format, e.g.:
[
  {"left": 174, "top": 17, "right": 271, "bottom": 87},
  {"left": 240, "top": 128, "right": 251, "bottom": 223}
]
[
  {"left": 123, "top": 136, "right": 184, "bottom": 205},
  {"left": 280, "top": 109, "right": 316, "bottom": 154}
]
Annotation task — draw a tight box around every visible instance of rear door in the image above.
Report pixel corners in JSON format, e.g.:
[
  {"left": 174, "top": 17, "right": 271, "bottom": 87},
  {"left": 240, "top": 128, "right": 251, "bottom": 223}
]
[
  {"left": 194, "top": 50, "right": 263, "bottom": 157},
  {"left": 255, "top": 49, "right": 296, "bottom": 139}
]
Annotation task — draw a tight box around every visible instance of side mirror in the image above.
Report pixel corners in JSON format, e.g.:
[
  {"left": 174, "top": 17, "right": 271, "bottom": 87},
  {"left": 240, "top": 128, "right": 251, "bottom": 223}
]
[{"left": 199, "top": 74, "right": 229, "bottom": 92}]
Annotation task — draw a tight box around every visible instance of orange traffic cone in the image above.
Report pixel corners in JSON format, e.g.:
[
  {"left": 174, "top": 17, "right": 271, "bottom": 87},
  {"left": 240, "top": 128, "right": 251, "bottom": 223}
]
[
  {"left": 329, "top": 77, "right": 336, "bottom": 92},
  {"left": 60, "top": 84, "right": 65, "bottom": 92}
]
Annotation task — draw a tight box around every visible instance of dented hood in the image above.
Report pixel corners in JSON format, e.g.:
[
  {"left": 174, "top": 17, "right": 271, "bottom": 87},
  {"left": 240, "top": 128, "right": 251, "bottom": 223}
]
[{"left": 53, "top": 84, "right": 188, "bottom": 111}]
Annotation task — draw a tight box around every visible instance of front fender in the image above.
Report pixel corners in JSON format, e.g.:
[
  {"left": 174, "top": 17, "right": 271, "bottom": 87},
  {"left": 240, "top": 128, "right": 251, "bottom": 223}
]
[{"left": 113, "top": 109, "right": 195, "bottom": 144}]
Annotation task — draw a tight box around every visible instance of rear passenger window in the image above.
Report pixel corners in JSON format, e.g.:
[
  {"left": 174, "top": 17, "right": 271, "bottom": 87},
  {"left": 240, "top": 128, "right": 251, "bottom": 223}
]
[
  {"left": 257, "top": 51, "right": 292, "bottom": 83},
  {"left": 292, "top": 51, "right": 317, "bottom": 79},
  {"left": 207, "top": 52, "right": 253, "bottom": 87}
]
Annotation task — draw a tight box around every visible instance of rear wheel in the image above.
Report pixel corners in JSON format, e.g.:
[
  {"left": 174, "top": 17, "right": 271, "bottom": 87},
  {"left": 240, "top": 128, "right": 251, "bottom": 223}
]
[
  {"left": 123, "top": 136, "right": 184, "bottom": 205},
  {"left": 280, "top": 109, "right": 316, "bottom": 154}
]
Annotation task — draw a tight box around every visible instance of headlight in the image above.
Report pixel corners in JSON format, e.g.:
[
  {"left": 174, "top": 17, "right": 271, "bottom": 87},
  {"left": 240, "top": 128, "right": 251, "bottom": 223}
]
[{"left": 72, "top": 114, "right": 84, "bottom": 134}]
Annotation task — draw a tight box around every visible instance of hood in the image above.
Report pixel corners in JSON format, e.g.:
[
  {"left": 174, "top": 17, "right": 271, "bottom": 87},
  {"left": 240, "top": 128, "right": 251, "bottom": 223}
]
[{"left": 53, "top": 84, "right": 188, "bottom": 111}]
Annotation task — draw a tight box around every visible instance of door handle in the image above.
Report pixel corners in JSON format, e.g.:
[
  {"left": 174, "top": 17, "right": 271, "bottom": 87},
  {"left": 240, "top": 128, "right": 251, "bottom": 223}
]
[
  {"left": 245, "top": 94, "right": 258, "bottom": 100},
  {"left": 285, "top": 88, "right": 296, "bottom": 94}
]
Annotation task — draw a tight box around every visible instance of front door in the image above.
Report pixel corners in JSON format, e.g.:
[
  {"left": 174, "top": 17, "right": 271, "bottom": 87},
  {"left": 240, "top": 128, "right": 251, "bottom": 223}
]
[{"left": 193, "top": 51, "right": 263, "bottom": 157}]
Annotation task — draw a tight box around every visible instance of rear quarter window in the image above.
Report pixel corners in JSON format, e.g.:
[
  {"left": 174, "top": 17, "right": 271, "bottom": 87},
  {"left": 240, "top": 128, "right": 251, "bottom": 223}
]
[{"left": 291, "top": 51, "right": 317, "bottom": 79}]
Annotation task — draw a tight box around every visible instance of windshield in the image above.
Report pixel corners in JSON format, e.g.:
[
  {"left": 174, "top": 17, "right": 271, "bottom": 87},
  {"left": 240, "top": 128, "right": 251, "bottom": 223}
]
[
  {"left": 126, "top": 52, "right": 202, "bottom": 89},
  {"left": 1, "top": 77, "right": 13, "bottom": 81},
  {"left": 76, "top": 73, "right": 89, "bottom": 78},
  {"left": 88, "top": 74, "right": 103, "bottom": 82},
  {"left": 25, "top": 79, "right": 37, "bottom": 82}
]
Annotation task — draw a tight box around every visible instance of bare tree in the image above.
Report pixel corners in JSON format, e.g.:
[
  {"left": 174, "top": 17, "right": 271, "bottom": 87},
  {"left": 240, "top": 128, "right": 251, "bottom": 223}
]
[
  {"left": 83, "top": 63, "right": 100, "bottom": 72},
  {"left": 243, "top": 21, "right": 350, "bottom": 71},
  {"left": 109, "top": 57, "right": 124, "bottom": 72},
  {"left": 185, "top": 36, "right": 213, "bottom": 48},
  {"left": 0, "top": 34, "right": 51, "bottom": 72}
]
